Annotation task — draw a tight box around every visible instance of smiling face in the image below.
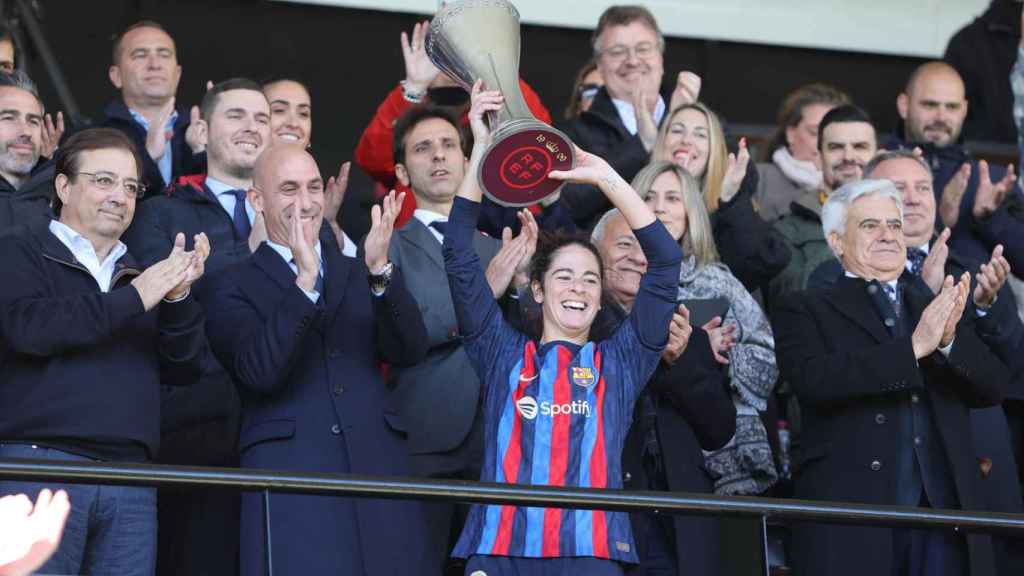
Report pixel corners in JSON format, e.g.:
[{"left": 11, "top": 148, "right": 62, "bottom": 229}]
[
  {"left": 264, "top": 80, "right": 312, "bottom": 148},
  {"left": 869, "top": 157, "right": 934, "bottom": 249},
  {"left": 395, "top": 117, "right": 466, "bottom": 214},
  {"left": 658, "top": 107, "right": 710, "bottom": 178},
  {"left": 643, "top": 170, "right": 688, "bottom": 241},
  {"left": 0, "top": 86, "right": 42, "bottom": 184},
  {"left": 251, "top": 145, "right": 324, "bottom": 248},
  {"left": 532, "top": 243, "right": 603, "bottom": 344},
  {"left": 205, "top": 89, "right": 270, "bottom": 181},
  {"left": 109, "top": 25, "right": 181, "bottom": 106},
  {"left": 595, "top": 21, "right": 663, "bottom": 104},
  {"left": 829, "top": 193, "right": 905, "bottom": 282},
  {"left": 56, "top": 147, "right": 138, "bottom": 246},
  {"left": 820, "top": 121, "right": 877, "bottom": 191},
  {"left": 596, "top": 211, "right": 647, "bottom": 311}
]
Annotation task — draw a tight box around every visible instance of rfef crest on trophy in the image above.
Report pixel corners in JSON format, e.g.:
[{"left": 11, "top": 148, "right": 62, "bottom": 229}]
[{"left": 426, "top": 0, "right": 576, "bottom": 207}]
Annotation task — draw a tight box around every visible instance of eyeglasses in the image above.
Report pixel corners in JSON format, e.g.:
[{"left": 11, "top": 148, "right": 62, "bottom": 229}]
[
  {"left": 598, "top": 42, "right": 660, "bottom": 62},
  {"left": 76, "top": 171, "right": 147, "bottom": 199}
]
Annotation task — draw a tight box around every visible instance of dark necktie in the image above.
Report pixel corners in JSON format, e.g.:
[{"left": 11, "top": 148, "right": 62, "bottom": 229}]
[
  {"left": 907, "top": 247, "right": 927, "bottom": 277},
  {"left": 428, "top": 220, "right": 448, "bottom": 238},
  {"left": 228, "top": 189, "right": 252, "bottom": 241},
  {"left": 882, "top": 282, "right": 901, "bottom": 318}
]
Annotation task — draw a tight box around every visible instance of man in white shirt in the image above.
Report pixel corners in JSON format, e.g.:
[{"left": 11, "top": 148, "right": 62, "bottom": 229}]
[{"left": 0, "top": 126, "right": 208, "bottom": 576}]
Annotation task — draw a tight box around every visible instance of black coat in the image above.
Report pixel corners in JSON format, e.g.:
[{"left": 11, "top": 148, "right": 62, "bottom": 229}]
[
  {"left": 772, "top": 273, "right": 1008, "bottom": 576},
  {"left": 0, "top": 159, "right": 55, "bottom": 235},
  {"left": 593, "top": 300, "right": 735, "bottom": 576},
  {"left": 944, "top": 0, "right": 1021, "bottom": 143}
]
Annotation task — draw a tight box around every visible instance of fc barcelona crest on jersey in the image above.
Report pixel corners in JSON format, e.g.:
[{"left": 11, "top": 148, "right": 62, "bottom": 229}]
[{"left": 572, "top": 366, "right": 595, "bottom": 388}]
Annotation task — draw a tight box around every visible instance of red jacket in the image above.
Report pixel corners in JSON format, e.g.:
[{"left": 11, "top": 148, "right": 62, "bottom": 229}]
[{"left": 354, "top": 80, "right": 552, "bottom": 226}]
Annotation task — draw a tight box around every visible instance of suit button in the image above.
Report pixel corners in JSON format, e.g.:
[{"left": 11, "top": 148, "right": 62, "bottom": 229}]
[
  {"left": 911, "top": 394, "right": 920, "bottom": 404},
  {"left": 875, "top": 414, "right": 886, "bottom": 424},
  {"left": 331, "top": 424, "right": 341, "bottom": 435},
  {"left": 870, "top": 460, "right": 882, "bottom": 471},
  {"left": 914, "top": 436, "right": 922, "bottom": 446},
  {"left": 333, "top": 384, "right": 344, "bottom": 395},
  {"left": 884, "top": 318, "right": 896, "bottom": 328},
  {"left": 867, "top": 285, "right": 879, "bottom": 295},
  {"left": 623, "top": 472, "right": 632, "bottom": 482}
]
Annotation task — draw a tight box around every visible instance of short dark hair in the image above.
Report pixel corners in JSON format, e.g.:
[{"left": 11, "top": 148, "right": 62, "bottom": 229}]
[
  {"left": 200, "top": 77, "right": 265, "bottom": 121},
  {"left": 112, "top": 20, "right": 173, "bottom": 65},
  {"left": 817, "top": 104, "right": 875, "bottom": 152},
  {"left": 391, "top": 105, "right": 464, "bottom": 166},
  {"left": 591, "top": 5, "right": 663, "bottom": 54},
  {"left": 53, "top": 128, "right": 144, "bottom": 216}
]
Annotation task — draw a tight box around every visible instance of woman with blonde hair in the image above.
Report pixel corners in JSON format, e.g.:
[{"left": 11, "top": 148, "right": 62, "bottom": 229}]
[
  {"left": 652, "top": 103, "right": 790, "bottom": 293},
  {"left": 632, "top": 160, "right": 779, "bottom": 496}
]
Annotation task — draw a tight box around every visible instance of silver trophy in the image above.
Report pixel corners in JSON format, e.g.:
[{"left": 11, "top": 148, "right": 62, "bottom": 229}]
[{"left": 427, "top": 0, "right": 575, "bottom": 206}]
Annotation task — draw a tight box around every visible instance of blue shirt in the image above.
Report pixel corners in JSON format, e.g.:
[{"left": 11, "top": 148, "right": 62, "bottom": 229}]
[
  {"left": 205, "top": 176, "right": 256, "bottom": 226},
  {"left": 129, "top": 108, "right": 178, "bottom": 187}
]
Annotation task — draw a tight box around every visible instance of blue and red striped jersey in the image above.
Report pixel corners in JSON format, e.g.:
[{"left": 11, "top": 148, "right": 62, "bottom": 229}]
[{"left": 443, "top": 197, "right": 683, "bottom": 564}]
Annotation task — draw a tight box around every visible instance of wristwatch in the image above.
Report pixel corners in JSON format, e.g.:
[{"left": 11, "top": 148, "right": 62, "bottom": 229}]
[{"left": 369, "top": 262, "right": 395, "bottom": 296}]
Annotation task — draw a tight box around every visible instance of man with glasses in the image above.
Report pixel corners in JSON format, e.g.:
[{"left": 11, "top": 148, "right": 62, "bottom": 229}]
[
  {"left": 121, "top": 77, "right": 270, "bottom": 576},
  {"left": 0, "top": 127, "right": 209, "bottom": 575},
  {"left": 564, "top": 5, "right": 701, "bottom": 229}
]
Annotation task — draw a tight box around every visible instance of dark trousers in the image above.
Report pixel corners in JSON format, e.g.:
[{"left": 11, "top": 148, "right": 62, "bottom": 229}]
[
  {"left": 411, "top": 410, "right": 486, "bottom": 576},
  {"left": 0, "top": 443, "right": 157, "bottom": 576},
  {"left": 465, "top": 555, "right": 625, "bottom": 576},
  {"left": 891, "top": 495, "right": 968, "bottom": 576}
]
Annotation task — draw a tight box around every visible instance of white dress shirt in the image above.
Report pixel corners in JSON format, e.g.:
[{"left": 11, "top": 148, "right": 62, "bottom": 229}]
[
  {"left": 49, "top": 220, "right": 127, "bottom": 293},
  {"left": 611, "top": 96, "right": 666, "bottom": 136},
  {"left": 265, "top": 239, "right": 324, "bottom": 303},
  {"left": 412, "top": 208, "right": 448, "bottom": 244}
]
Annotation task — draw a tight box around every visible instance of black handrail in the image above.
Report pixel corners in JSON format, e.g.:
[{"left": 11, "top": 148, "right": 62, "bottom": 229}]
[{"left": 0, "top": 458, "right": 1022, "bottom": 535}]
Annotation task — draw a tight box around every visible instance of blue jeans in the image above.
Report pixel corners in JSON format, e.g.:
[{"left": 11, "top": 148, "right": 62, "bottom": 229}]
[{"left": 0, "top": 443, "right": 157, "bottom": 576}]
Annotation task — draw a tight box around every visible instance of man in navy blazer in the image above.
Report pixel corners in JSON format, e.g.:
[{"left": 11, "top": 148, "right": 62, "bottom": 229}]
[{"left": 202, "top": 144, "right": 431, "bottom": 575}]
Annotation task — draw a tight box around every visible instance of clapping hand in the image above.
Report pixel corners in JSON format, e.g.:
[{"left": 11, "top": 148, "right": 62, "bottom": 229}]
[
  {"left": 290, "top": 207, "right": 320, "bottom": 293},
  {"left": 145, "top": 97, "right": 176, "bottom": 162},
  {"left": 632, "top": 84, "right": 659, "bottom": 152},
  {"left": 912, "top": 273, "right": 969, "bottom": 359},
  {"left": 974, "top": 244, "right": 1011, "bottom": 309},
  {"left": 662, "top": 304, "right": 693, "bottom": 365},
  {"left": 939, "top": 163, "right": 970, "bottom": 229},
  {"left": 703, "top": 316, "right": 737, "bottom": 365},
  {"left": 131, "top": 233, "right": 194, "bottom": 310},
  {"left": 485, "top": 209, "right": 539, "bottom": 297},
  {"left": 974, "top": 160, "right": 1016, "bottom": 220},
  {"left": 668, "top": 71, "right": 702, "bottom": 113},
  {"left": 720, "top": 138, "right": 750, "bottom": 203},
  {"left": 364, "top": 189, "right": 405, "bottom": 274},
  {"left": 0, "top": 489, "right": 70, "bottom": 576},
  {"left": 920, "top": 228, "right": 950, "bottom": 294},
  {"left": 166, "top": 232, "right": 211, "bottom": 300},
  {"left": 40, "top": 112, "right": 64, "bottom": 159}
]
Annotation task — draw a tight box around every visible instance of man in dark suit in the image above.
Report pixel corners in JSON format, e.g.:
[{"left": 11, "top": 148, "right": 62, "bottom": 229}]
[
  {"left": 121, "top": 77, "right": 272, "bottom": 576},
  {"left": 773, "top": 178, "right": 1009, "bottom": 576},
  {"left": 202, "top": 143, "right": 430, "bottom": 575},
  {"left": 563, "top": 5, "right": 700, "bottom": 230}
]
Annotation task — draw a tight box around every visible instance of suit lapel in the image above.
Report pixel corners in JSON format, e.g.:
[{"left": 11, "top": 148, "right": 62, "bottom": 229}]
[
  {"left": 398, "top": 218, "right": 445, "bottom": 272},
  {"left": 321, "top": 223, "right": 352, "bottom": 325},
  {"left": 252, "top": 243, "right": 297, "bottom": 293},
  {"left": 824, "top": 275, "right": 891, "bottom": 343}
]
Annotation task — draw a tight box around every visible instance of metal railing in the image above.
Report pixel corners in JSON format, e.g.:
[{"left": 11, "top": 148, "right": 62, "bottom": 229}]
[{"left": 1, "top": 458, "right": 1023, "bottom": 575}]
